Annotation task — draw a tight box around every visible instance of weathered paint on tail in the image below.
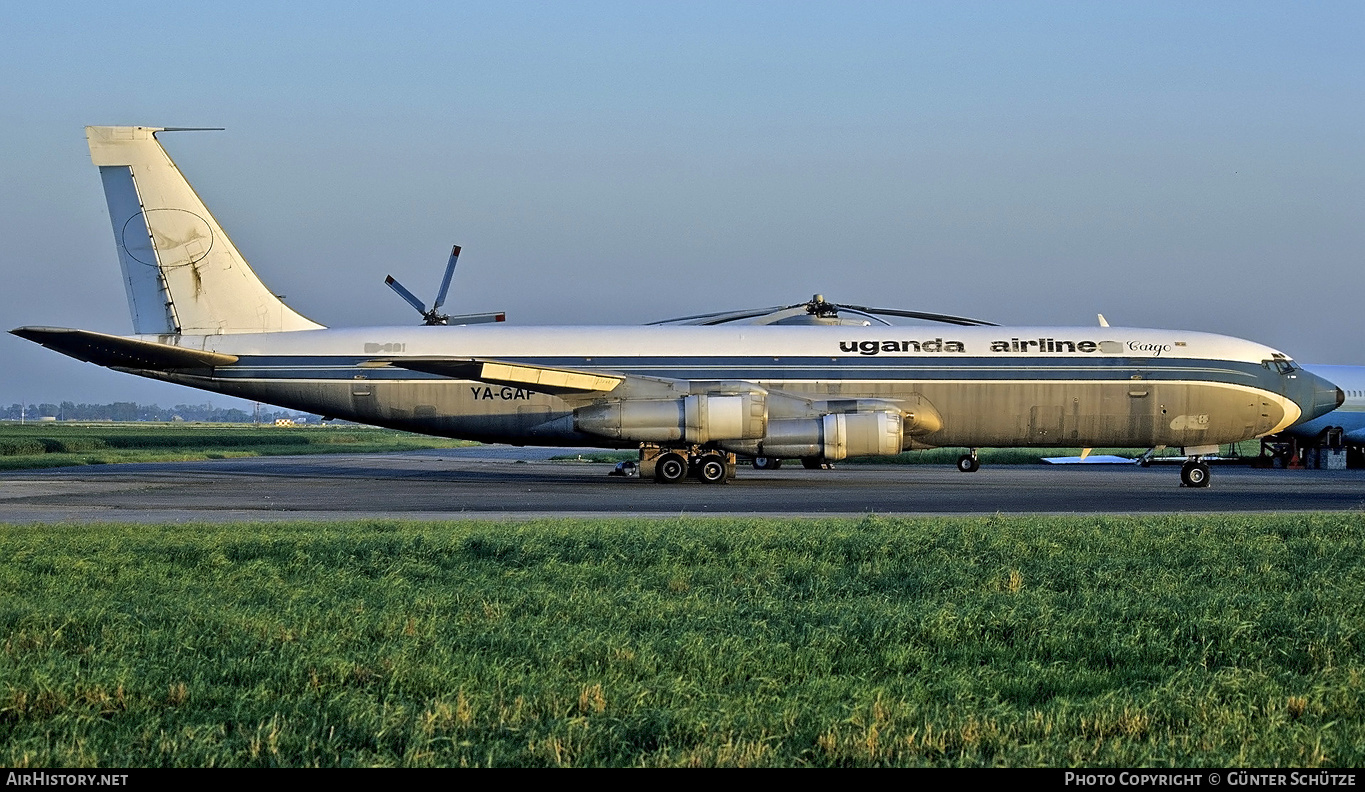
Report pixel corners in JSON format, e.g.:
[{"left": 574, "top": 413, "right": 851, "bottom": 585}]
[{"left": 86, "top": 126, "right": 324, "bottom": 335}]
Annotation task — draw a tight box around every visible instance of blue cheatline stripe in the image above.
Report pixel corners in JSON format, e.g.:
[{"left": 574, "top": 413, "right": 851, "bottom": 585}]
[{"left": 209, "top": 354, "right": 1282, "bottom": 388}]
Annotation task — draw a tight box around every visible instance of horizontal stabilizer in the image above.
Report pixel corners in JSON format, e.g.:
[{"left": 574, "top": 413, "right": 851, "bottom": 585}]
[
  {"left": 10, "top": 326, "right": 239, "bottom": 370},
  {"left": 387, "top": 357, "right": 623, "bottom": 395}
]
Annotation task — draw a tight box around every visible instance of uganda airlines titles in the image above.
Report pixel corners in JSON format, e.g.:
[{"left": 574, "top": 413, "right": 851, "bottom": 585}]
[{"left": 839, "top": 339, "right": 1182, "bottom": 356}]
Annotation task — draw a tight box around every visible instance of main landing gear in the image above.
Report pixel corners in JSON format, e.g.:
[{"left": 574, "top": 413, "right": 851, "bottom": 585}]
[
  {"left": 654, "top": 451, "right": 689, "bottom": 484},
  {"left": 956, "top": 449, "right": 980, "bottom": 473},
  {"left": 693, "top": 453, "right": 729, "bottom": 484},
  {"left": 641, "top": 447, "right": 737, "bottom": 484}
]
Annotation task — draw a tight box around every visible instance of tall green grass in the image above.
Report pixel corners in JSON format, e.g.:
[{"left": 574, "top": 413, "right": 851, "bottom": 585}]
[
  {"left": 1, "top": 515, "right": 1361, "bottom": 766},
  {"left": 0, "top": 424, "right": 474, "bottom": 470}
]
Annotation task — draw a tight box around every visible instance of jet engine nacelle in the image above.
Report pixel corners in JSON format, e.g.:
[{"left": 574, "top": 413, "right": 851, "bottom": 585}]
[
  {"left": 722, "top": 410, "right": 903, "bottom": 460},
  {"left": 898, "top": 393, "right": 943, "bottom": 436},
  {"left": 574, "top": 393, "right": 767, "bottom": 443}
]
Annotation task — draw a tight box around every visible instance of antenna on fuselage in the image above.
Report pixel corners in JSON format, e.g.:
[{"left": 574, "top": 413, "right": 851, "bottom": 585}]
[{"left": 385, "top": 245, "right": 505, "bottom": 326}]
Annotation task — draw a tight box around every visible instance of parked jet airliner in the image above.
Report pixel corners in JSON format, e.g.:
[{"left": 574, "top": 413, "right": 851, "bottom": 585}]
[{"left": 11, "top": 127, "right": 1344, "bottom": 487}]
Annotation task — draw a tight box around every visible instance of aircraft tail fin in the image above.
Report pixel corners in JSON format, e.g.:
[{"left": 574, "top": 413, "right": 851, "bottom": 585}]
[{"left": 86, "top": 126, "right": 324, "bottom": 335}]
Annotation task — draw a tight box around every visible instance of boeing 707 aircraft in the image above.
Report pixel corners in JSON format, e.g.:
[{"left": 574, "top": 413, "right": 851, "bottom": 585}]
[{"left": 11, "top": 127, "right": 1344, "bottom": 487}]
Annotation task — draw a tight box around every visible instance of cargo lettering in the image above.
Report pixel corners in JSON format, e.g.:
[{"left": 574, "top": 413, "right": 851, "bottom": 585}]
[
  {"left": 470, "top": 386, "right": 534, "bottom": 401},
  {"left": 1128, "top": 341, "right": 1172, "bottom": 356}
]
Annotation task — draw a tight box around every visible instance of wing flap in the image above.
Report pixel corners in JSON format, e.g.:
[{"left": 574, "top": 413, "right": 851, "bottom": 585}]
[
  {"left": 389, "top": 357, "right": 624, "bottom": 395},
  {"left": 10, "top": 326, "right": 239, "bottom": 369}
]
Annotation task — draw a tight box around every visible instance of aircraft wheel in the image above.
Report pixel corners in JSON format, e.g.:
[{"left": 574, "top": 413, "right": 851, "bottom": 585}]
[
  {"left": 752, "top": 456, "right": 781, "bottom": 470},
  {"left": 801, "top": 457, "right": 830, "bottom": 470},
  {"left": 655, "top": 452, "right": 689, "bottom": 484},
  {"left": 1180, "top": 460, "right": 1210, "bottom": 488},
  {"left": 956, "top": 454, "right": 980, "bottom": 473},
  {"left": 695, "top": 454, "right": 729, "bottom": 484}
]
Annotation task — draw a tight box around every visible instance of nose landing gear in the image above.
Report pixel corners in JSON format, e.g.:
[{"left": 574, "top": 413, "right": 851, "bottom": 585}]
[
  {"left": 1180, "top": 458, "right": 1211, "bottom": 488},
  {"left": 956, "top": 449, "right": 980, "bottom": 473}
]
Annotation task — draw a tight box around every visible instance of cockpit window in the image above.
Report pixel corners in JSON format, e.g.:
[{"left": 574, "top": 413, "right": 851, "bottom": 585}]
[{"left": 1263, "top": 358, "right": 1298, "bottom": 375}]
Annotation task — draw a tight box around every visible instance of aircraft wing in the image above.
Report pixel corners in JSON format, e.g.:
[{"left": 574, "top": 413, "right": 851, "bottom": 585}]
[
  {"left": 10, "top": 327, "right": 239, "bottom": 369},
  {"left": 387, "top": 357, "right": 625, "bottom": 396},
  {"left": 383, "top": 357, "right": 937, "bottom": 434}
]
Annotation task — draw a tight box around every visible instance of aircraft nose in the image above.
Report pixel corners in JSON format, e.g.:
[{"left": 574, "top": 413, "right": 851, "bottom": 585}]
[{"left": 1295, "top": 370, "right": 1344, "bottom": 424}]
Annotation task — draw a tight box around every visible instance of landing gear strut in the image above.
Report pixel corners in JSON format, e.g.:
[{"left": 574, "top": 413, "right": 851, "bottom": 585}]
[{"left": 956, "top": 449, "right": 980, "bottom": 473}]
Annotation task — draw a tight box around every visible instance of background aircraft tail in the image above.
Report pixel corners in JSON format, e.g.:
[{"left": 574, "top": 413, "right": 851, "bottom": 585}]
[{"left": 86, "top": 126, "right": 324, "bottom": 335}]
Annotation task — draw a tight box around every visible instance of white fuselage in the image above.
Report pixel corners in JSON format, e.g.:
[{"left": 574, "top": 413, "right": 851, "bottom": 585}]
[{"left": 113, "top": 322, "right": 1338, "bottom": 452}]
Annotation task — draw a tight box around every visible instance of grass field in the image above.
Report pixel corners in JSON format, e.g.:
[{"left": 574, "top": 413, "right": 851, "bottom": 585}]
[
  {"left": 0, "top": 424, "right": 475, "bottom": 471},
  {"left": 1, "top": 514, "right": 1362, "bottom": 767}
]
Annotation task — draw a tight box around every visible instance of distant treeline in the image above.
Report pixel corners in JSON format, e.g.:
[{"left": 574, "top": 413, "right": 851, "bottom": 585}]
[{"left": 2, "top": 402, "right": 314, "bottom": 423}]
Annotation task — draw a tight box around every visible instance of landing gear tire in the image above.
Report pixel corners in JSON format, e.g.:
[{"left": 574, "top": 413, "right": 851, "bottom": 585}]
[
  {"left": 1180, "top": 460, "right": 1210, "bottom": 488},
  {"left": 752, "top": 457, "right": 782, "bottom": 471},
  {"left": 694, "top": 454, "right": 728, "bottom": 484},
  {"left": 801, "top": 457, "right": 831, "bottom": 470},
  {"left": 956, "top": 454, "right": 980, "bottom": 473},
  {"left": 655, "top": 452, "right": 689, "bottom": 484}
]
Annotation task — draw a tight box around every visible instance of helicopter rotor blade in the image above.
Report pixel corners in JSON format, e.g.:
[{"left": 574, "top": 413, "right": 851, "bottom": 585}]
[
  {"left": 746, "top": 306, "right": 816, "bottom": 325},
  {"left": 431, "top": 245, "right": 461, "bottom": 314},
  {"left": 647, "top": 298, "right": 999, "bottom": 327},
  {"left": 385, "top": 276, "right": 429, "bottom": 315},
  {"left": 646, "top": 305, "right": 795, "bottom": 326},
  {"left": 836, "top": 304, "right": 998, "bottom": 326},
  {"left": 829, "top": 306, "right": 894, "bottom": 326},
  {"left": 444, "top": 311, "right": 506, "bottom": 326}
]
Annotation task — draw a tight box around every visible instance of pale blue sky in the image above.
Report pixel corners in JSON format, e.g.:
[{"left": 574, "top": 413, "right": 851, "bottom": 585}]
[{"left": 2, "top": 1, "right": 1362, "bottom": 406}]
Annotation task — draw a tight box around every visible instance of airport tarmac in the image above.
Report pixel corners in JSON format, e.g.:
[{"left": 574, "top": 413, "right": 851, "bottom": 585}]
[{"left": 1, "top": 446, "right": 1363, "bottom": 522}]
